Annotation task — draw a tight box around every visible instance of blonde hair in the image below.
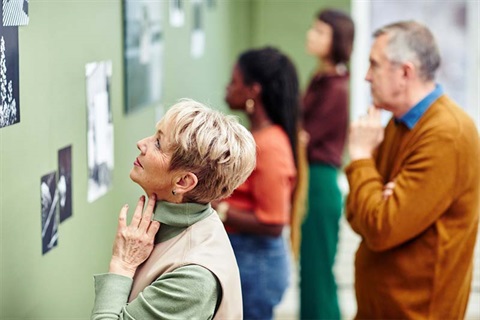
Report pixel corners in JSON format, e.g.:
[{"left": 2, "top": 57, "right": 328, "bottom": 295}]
[{"left": 159, "top": 99, "right": 256, "bottom": 203}]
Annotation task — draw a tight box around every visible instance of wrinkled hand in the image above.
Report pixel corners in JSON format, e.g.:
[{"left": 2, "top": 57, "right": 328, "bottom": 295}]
[
  {"left": 348, "top": 106, "right": 384, "bottom": 161},
  {"left": 109, "top": 194, "right": 161, "bottom": 278}
]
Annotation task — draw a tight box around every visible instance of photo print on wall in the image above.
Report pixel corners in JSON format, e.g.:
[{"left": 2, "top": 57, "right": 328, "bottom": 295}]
[
  {"left": 190, "top": 0, "right": 205, "bottom": 59},
  {"left": 0, "top": 19, "right": 18, "bottom": 128},
  {"left": 41, "top": 171, "right": 59, "bottom": 255},
  {"left": 58, "top": 145, "right": 72, "bottom": 222},
  {"left": 169, "top": 0, "right": 184, "bottom": 27},
  {"left": 2, "top": 0, "right": 29, "bottom": 26},
  {"left": 85, "top": 61, "right": 114, "bottom": 203},
  {"left": 123, "top": 0, "right": 163, "bottom": 113}
]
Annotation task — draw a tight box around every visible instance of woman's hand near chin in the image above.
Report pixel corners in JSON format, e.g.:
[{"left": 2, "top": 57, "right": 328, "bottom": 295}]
[{"left": 108, "top": 194, "right": 161, "bottom": 278}]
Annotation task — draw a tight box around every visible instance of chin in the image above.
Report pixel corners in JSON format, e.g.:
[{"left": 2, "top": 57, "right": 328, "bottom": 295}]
[{"left": 129, "top": 170, "right": 139, "bottom": 183}]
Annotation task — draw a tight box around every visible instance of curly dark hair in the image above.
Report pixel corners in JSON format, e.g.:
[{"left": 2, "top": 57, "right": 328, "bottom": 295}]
[{"left": 237, "top": 47, "right": 300, "bottom": 165}]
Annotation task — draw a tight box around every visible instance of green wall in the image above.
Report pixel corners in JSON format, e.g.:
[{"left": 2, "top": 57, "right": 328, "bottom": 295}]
[
  {"left": 250, "top": 0, "right": 350, "bottom": 90},
  {"left": 0, "top": 0, "right": 349, "bottom": 318}
]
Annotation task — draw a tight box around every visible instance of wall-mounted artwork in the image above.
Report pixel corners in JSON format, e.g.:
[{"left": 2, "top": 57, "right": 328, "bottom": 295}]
[
  {"left": 0, "top": 21, "right": 18, "bottom": 128},
  {"left": 123, "top": 0, "right": 163, "bottom": 113},
  {"left": 58, "top": 145, "right": 72, "bottom": 222},
  {"left": 41, "top": 171, "right": 58, "bottom": 255},
  {"left": 190, "top": 0, "right": 204, "bottom": 59},
  {"left": 169, "top": 0, "right": 184, "bottom": 27},
  {"left": 2, "top": 0, "right": 29, "bottom": 26},
  {"left": 85, "top": 61, "right": 114, "bottom": 203}
]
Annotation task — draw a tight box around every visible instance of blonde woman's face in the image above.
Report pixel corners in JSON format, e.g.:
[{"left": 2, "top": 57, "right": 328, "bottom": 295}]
[
  {"left": 306, "top": 20, "right": 333, "bottom": 60},
  {"left": 129, "top": 121, "right": 177, "bottom": 199}
]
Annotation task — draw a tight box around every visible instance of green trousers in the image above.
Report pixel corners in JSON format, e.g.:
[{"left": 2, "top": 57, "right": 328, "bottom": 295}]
[{"left": 300, "top": 164, "right": 342, "bottom": 320}]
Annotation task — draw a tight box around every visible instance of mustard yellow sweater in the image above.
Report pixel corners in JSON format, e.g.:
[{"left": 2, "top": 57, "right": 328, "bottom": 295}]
[{"left": 345, "top": 95, "right": 479, "bottom": 319}]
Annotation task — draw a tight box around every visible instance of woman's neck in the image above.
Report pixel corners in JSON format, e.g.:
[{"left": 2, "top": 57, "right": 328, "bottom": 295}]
[
  {"left": 316, "top": 59, "right": 346, "bottom": 76},
  {"left": 248, "top": 104, "right": 273, "bottom": 132}
]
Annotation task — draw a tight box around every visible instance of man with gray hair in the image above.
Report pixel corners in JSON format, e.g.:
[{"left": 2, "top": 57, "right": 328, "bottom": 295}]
[{"left": 345, "top": 21, "right": 479, "bottom": 318}]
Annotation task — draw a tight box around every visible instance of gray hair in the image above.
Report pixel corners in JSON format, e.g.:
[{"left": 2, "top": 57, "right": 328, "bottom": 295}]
[
  {"left": 374, "top": 21, "right": 441, "bottom": 81},
  {"left": 159, "top": 98, "right": 256, "bottom": 203}
]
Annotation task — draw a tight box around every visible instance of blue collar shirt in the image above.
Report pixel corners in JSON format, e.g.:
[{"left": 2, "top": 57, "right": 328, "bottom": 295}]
[{"left": 396, "top": 84, "right": 444, "bottom": 129}]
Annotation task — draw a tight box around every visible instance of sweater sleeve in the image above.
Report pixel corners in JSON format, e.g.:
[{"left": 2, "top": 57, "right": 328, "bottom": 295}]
[
  {"left": 91, "top": 265, "right": 220, "bottom": 320},
  {"left": 345, "top": 134, "right": 458, "bottom": 252}
]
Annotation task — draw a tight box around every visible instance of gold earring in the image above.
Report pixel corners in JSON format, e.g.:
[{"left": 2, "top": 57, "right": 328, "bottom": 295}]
[{"left": 245, "top": 99, "right": 255, "bottom": 114}]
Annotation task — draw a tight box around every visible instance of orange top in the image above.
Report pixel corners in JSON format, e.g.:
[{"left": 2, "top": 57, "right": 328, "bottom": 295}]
[{"left": 226, "top": 125, "right": 296, "bottom": 231}]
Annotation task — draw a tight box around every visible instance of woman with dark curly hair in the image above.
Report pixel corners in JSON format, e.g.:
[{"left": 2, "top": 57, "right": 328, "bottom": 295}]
[{"left": 216, "top": 47, "right": 300, "bottom": 320}]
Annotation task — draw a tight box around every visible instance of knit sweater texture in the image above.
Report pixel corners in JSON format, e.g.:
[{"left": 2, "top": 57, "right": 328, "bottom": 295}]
[{"left": 345, "top": 94, "right": 480, "bottom": 319}]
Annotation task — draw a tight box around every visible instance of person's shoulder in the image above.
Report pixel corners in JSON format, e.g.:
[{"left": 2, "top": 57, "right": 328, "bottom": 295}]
[
  {"left": 416, "top": 95, "right": 478, "bottom": 148},
  {"left": 429, "top": 95, "right": 477, "bottom": 134},
  {"left": 254, "top": 125, "right": 290, "bottom": 150},
  {"left": 326, "top": 74, "right": 349, "bottom": 93}
]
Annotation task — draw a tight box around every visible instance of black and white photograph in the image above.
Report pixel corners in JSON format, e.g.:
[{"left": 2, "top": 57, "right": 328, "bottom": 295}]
[
  {"left": 190, "top": 0, "right": 205, "bottom": 59},
  {"left": 2, "top": 0, "right": 29, "bottom": 26},
  {"left": 58, "top": 145, "right": 72, "bottom": 222},
  {"left": 41, "top": 171, "right": 58, "bottom": 255},
  {"left": 85, "top": 61, "right": 114, "bottom": 203},
  {"left": 123, "top": 0, "right": 163, "bottom": 113},
  {"left": 169, "top": 0, "right": 184, "bottom": 27},
  {"left": 0, "top": 21, "right": 19, "bottom": 128}
]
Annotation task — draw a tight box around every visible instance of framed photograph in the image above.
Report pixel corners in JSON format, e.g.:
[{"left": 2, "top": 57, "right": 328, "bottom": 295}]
[
  {"left": 2, "top": 0, "right": 29, "bottom": 26},
  {"left": 58, "top": 145, "right": 72, "bottom": 222},
  {"left": 85, "top": 61, "right": 114, "bottom": 203},
  {"left": 0, "top": 21, "right": 19, "bottom": 128},
  {"left": 41, "top": 171, "right": 58, "bottom": 254},
  {"left": 123, "top": 0, "right": 163, "bottom": 113},
  {"left": 169, "top": 0, "right": 184, "bottom": 27},
  {"left": 190, "top": 0, "right": 204, "bottom": 59}
]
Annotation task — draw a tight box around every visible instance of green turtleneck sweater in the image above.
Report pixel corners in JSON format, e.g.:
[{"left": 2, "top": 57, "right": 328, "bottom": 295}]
[{"left": 91, "top": 202, "right": 220, "bottom": 320}]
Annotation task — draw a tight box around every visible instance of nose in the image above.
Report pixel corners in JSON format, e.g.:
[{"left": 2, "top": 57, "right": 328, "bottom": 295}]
[
  {"left": 137, "top": 138, "right": 147, "bottom": 154},
  {"left": 365, "top": 67, "right": 372, "bottom": 82}
]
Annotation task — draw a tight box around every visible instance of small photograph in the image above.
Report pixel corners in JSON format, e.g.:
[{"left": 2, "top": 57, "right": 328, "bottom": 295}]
[
  {"left": 41, "top": 171, "right": 59, "bottom": 255},
  {"left": 123, "top": 0, "right": 163, "bottom": 113},
  {"left": 0, "top": 21, "right": 19, "bottom": 129},
  {"left": 2, "top": 0, "right": 29, "bottom": 26},
  {"left": 190, "top": 0, "right": 205, "bottom": 59},
  {"left": 58, "top": 145, "right": 72, "bottom": 222},
  {"left": 85, "top": 61, "right": 114, "bottom": 203},
  {"left": 169, "top": 0, "right": 184, "bottom": 27}
]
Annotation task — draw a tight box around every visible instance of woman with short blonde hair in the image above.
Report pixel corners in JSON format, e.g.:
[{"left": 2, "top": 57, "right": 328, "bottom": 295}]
[{"left": 92, "top": 99, "right": 255, "bottom": 319}]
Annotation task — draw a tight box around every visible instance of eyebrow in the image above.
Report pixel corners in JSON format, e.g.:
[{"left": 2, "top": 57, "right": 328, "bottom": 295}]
[{"left": 156, "top": 129, "right": 164, "bottom": 136}]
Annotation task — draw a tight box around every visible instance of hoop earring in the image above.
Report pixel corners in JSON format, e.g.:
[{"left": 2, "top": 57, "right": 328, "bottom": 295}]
[{"left": 245, "top": 99, "right": 255, "bottom": 114}]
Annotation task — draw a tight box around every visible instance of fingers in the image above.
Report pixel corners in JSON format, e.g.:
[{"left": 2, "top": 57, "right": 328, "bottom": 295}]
[
  {"left": 367, "top": 105, "right": 382, "bottom": 123},
  {"left": 147, "top": 220, "right": 161, "bottom": 238},
  {"left": 117, "top": 204, "right": 129, "bottom": 231},
  {"left": 383, "top": 181, "right": 396, "bottom": 200},
  {"left": 138, "top": 194, "right": 157, "bottom": 231},
  {"left": 130, "top": 195, "right": 146, "bottom": 227}
]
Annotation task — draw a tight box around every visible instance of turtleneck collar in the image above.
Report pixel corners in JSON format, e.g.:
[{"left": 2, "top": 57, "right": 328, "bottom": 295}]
[{"left": 153, "top": 201, "right": 213, "bottom": 243}]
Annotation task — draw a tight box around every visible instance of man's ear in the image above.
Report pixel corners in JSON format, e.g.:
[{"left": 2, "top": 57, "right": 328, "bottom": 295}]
[
  {"left": 173, "top": 172, "right": 198, "bottom": 195},
  {"left": 402, "top": 61, "right": 415, "bottom": 79}
]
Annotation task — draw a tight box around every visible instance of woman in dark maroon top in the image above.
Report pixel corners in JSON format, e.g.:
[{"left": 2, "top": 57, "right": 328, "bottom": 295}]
[{"left": 299, "top": 8, "right": 354, "bottom": 320}]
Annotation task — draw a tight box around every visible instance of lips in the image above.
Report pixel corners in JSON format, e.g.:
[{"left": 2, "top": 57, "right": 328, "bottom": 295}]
[{"left": 134, "top": 157, "right": 143, "bottom": 168}]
